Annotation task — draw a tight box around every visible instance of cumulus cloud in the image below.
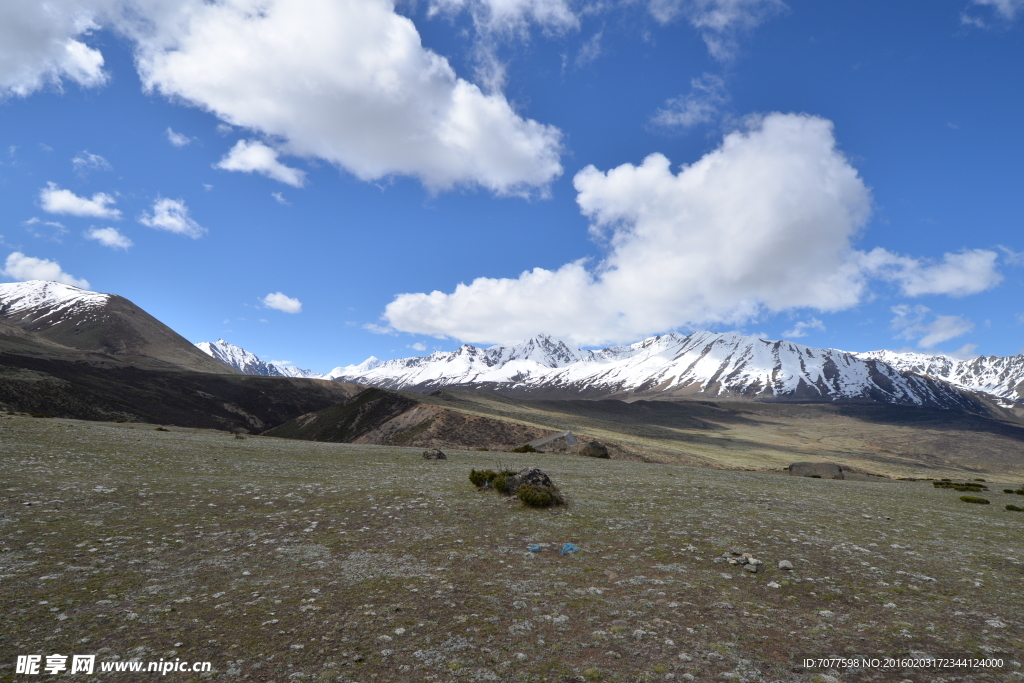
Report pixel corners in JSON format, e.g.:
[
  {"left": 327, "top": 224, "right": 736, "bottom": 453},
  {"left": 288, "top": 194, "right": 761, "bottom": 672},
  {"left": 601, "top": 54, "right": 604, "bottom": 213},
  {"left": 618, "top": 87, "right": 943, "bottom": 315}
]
[
  {"left": 215, "top": 140, "right": 306, "bottom": 187},
  {"left": 385, "top": 113, "right": 872, "bottom": 345},
  {"left": 3, "top": 0, "right": 563, "bottom": 194},
  {"left": 783, "top": 318, "right": 825, "bottom": 339},
  {"left": 2, "top": 251, "right": 89, "bottom": 287},
  {"left": 138, "top": 198, "right": 206, "bottom": 238},
  {"left": 382, "top": 113, "right": 1004, "bottom": 346},
  {"left": 39, "top": 182, "right": 121, "bottom": 219},
  {"left": 123, "top": 0, "right": 562, "bottom": 195},
  {"left": 85, "top": 226, "right": 132, "bottom": 250},
  {"left": 652, "top": 73, "right": 728, "bottom": 128},
  {"left": 861, "top": 247, "right": 1002, "bottom": 297},
  {"left": 166, "top": 127, "right": 192, "bottom": 147},
  {"left": 649, "top": 0, "right": 786, "bottom": 60},
  {"left": 261, "top": 292, "right": 302, "bottom": 314},
  {"left": 891, "top": 304, "right": 974, "bottom": 349},
  {"left": 72, "top": 150, "right": 111, "bottom": 173},
  {"left": 0, "top": 0, "right": 109, "bottom": 97}
]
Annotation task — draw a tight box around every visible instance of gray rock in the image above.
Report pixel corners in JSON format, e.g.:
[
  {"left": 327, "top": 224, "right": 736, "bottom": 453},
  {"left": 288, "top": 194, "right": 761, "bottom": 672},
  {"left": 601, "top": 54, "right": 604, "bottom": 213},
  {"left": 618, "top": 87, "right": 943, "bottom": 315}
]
[
  {"left": 580, "top": 441, "right": 610, "bottom": 459},
  {"left": 743, "top": 563, "right": 758, "bottom": 573},
  {"left": 778, "top": 560, "right": 794, "bottom": 570},
  {"left": 422, "top": 449, "right": 446, "bottom": 460},
  {"left": 504, "top": 467, "right": 552, "bottom": 495},
  {"left": 788, "top": 462, "right": 844, "bottom": 479}
]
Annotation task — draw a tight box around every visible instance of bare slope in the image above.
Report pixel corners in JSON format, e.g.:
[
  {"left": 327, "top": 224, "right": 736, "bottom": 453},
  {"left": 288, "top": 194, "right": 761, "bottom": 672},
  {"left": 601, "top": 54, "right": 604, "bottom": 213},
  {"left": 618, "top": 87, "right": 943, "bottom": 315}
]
[{"left": 0, "top": 352, "right": 362, "bottom": 432}]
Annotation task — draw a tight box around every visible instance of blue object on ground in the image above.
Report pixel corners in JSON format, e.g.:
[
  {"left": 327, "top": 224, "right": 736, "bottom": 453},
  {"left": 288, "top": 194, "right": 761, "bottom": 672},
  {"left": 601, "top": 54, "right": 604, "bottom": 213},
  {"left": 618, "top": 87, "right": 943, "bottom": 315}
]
[
  {"left": 561, "top": 543, "right": 579, "bottom": 555},
  {"left": 528, "top": 545, "right": 541, "bottom": 552}
]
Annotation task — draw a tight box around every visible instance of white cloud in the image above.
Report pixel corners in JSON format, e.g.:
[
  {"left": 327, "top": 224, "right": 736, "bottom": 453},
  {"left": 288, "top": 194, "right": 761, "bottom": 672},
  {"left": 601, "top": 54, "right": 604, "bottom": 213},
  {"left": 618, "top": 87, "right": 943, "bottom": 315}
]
[
  {"left": 575, "top": 30, "right": 603, "bottom": 68},
  {"left": 261, "top": 292, "right": 302, "bottom": 314},
  {"left": 652, "top": 73, "right": 727, "bottom": 128},
  {"left": 215, "top": 140, "right": 306, "bottom": 188},
  {"left": 648, "top": 0, "right": 787, "bottom": 60},
  {"left": 861, "top": 247, "right": 1002, "bottom": 297},
  {"left": 125, "top": 0, "right": 562, "bottom": 195},
  {"left": 166, "top": 127, "right": 192, "bottom": 147},
  {"left": 0, "top": 1, "right": 108, "bottom": 97},
  {"left": 72, "top": 150, "right": 111, "bottom": 172},
  {"left": 39, "top": 182, "right": 121, "bottom": 219},
  {"left": 970, "top": 0, "right": 1023, "bottom": 20},
  {"left": 271, "top": 192, "right": 289, "bottom": 205},
  {"left": 24, "top": 217, "right": 68, "bottom": 242},
  {"left": 138, "top": 198, "right": 206, "bottom": 239},
  {"left": 891, "top": 304, "right": 974, "bottom": 349},
  {"left": 409, "top": 342, "right": 428, "bottom": 351},
  {"left": 382, "top": 113, "right": 1004, "bottom": 346},
  {"left": 85, "top": 226, "right": 132, "bottom": 250},
  {"left": 2, "top": 251, "right": 89, "bottom": 288},
  {"left": 783, "top": 318, "right": 825, "bottom": 339},
  {"left": 429, "top": 0, "right": 578, "bottom": 34},
  {"left": 384, "top": 113, "right": 873, "bottom": 345}
]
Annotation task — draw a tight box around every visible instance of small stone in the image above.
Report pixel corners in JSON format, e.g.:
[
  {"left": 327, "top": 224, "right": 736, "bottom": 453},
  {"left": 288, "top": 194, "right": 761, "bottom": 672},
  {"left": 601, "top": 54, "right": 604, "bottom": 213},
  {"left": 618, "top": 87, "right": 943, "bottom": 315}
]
[
  {"left": 767, "top": 581, "right": 781, "bottom": 588},
  {"left": 743, "top": 564, "right": 757, "bottom": 573},
  {"left": 422, "top": 449, "right": 446, "bottom": 460},
  {"left": 778, "top": 560, "right": 794, "bottom": 570}
]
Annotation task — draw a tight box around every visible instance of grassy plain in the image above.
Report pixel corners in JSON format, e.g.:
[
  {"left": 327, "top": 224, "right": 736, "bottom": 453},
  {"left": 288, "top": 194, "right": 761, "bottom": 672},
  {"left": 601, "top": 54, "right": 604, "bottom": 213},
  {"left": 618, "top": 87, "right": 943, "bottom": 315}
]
[
  {"left": 1, "top": 414, "right": 1022, "bottom": 682},
  {"left": 419, "top": 391, "right": 1024, "bottom": 479}
]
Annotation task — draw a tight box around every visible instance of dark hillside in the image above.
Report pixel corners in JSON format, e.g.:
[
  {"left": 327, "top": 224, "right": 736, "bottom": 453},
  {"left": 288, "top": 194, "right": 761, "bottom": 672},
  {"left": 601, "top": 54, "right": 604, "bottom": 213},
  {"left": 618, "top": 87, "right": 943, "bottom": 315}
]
[{"left": 0, "top": 353, "right": 361, "bottom": 432}]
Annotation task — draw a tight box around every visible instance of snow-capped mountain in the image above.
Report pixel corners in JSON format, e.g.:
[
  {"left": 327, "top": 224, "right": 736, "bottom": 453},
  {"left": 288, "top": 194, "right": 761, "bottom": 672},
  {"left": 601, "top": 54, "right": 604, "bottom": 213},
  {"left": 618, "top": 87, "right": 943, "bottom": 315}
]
[
  {"left": 330, "top": 332, "right": 988, "bottom": 410},
  {"left": 1, "top": 280, "right": 233, "bottom": 374},
  {"left": 0, "top": 280, "right": 111, "bottom": 325},
  {"left": 195, "top": 339, "right": 323, "bottom": 378},
  {"left": 855, "top": 350, "right": 1024, "bottom": 406}
]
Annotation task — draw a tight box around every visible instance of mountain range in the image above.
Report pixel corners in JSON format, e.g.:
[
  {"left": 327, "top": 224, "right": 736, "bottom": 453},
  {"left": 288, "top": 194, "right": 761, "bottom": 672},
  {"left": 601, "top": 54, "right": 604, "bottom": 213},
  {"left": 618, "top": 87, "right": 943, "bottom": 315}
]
[
  {"left": 3, "top": 279, "right": 1023, "bottom": 420},
  {"left": 197, "top": 332, "right": 1024, "bottom": 413}
]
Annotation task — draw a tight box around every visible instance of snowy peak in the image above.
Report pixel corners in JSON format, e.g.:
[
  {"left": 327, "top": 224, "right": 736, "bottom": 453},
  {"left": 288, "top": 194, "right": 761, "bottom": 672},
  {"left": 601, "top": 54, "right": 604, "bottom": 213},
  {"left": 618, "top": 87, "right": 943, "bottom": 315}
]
[
  {"left": 855, "top": 349, "right": 1024, "bottom": 405},
  {"left": 328, "top": 330, "right": 988, "bottom": 410},
  {"left": 326, "top": 356, "right": 381, "bottom": 379},
  {"left": 491, "top": 334, "right": 592, "bottom": 368},
  {"left": 195, "top": 339, "right": 323, "bottom": 378},
  {"left": 0, "top": 280, "right": 110, "bottom": 325}
]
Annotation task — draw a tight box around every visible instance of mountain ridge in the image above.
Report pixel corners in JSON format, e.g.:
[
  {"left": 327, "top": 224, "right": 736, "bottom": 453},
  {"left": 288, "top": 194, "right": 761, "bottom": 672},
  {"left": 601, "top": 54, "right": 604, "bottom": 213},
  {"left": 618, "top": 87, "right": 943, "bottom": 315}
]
[{"left": 197, "top": 332, "right": 1023, "bottom": 412}]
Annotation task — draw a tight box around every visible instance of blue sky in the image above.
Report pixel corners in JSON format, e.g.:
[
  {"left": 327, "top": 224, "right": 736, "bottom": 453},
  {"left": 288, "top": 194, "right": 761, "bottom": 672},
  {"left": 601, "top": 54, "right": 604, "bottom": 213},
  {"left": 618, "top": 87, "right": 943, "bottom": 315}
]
[{"left": 1, "top": 0, "right": 1022, "bottom": 373}]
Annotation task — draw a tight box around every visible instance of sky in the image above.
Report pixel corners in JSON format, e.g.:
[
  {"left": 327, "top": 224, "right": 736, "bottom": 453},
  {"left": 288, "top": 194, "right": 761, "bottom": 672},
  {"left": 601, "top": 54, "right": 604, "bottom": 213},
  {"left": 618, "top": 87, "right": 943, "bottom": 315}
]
[{"left": 1, "top": 0, "right": 1023, "bottom": 374}]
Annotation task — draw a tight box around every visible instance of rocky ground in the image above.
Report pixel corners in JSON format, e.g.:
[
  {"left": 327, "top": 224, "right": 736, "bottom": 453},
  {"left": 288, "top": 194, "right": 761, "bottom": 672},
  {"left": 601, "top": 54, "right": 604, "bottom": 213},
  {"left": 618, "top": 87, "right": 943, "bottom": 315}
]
[{"left": 1, "top": 414, "right": 1022, "bottom": 682}]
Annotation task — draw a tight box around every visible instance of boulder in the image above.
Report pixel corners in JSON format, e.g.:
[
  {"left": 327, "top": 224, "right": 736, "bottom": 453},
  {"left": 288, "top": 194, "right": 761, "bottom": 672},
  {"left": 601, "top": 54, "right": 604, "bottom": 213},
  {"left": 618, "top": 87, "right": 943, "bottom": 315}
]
[
  {"left": 788, "top": 462, "right": 844, "bottom": 480},
  {"left": 504, "top": 467, "right": 552, "bottom": 495},
  {"left": 422, "top": 448, "right": 447, "bottom": 460},
  {"left": 580, "top": 441, "right": 610, "bottom": 459}
]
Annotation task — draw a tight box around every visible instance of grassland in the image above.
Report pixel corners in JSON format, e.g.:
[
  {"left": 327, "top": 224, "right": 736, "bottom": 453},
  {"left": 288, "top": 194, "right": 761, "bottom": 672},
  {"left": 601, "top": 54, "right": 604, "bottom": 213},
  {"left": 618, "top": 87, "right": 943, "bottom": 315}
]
[
  {"left": 1, "top": 414, "right": 1022, "bottom": 682},
  {"left": 418, "top": 391, "right": 1024, "bottom": 479}
]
